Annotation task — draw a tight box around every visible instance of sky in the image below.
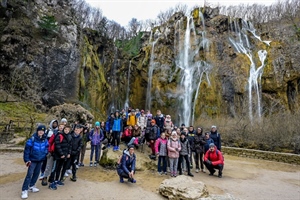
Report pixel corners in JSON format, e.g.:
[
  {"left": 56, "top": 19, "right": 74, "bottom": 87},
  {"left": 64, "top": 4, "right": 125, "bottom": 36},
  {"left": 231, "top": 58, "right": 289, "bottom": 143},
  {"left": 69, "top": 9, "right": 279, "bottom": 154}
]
[{"left": 85, "top": 0, "right": 279, "bottom": 27}]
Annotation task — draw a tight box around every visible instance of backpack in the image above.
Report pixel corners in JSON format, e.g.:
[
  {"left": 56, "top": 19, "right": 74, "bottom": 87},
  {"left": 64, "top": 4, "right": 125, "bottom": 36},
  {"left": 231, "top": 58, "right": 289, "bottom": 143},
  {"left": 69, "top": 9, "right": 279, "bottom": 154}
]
[
  {"left": 208, "top": 149, "right": 224, "bottom": 161},
  {"left": 48, "top": 133, "right": 64, "bottom": 153}
]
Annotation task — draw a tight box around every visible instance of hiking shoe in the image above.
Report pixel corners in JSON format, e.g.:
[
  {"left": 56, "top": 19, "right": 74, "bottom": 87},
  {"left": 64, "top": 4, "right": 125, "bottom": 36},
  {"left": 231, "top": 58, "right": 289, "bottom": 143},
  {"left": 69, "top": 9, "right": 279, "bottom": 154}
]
[
  {"left": 131, "top": 179, "right": 136, "bottom": 183},
  {"left": 209, "top": 169, "right": 216, "bottom": 176},
  {"left": 188, "top": 173, "right": 194, "bottom": 177},
  {"left": 120, "top": 177, "right": 124, "bottom": 183},
  {"left": 39, "top": 173, "right": 44, "bottom": 180},
  {"left": 48, "top": 182, "right": 57, "bottom": 190},
  {"left": 202, "top": 169, "right": 206, "bottom": 173},
  {"left": 218, "top": 173, "right": 222, "bottom": 178},
  {"left": 21, "top": 190, "right": 28, "bottom": 199},
  {"left": 196, "top": 169, "right": 199, "bottom": 173},
  {"left": 41, "top": 177, "right": 48, "bottom": 186},
  {"left": 94, "top": 162, "right": 97, "bottom": 167},
  {"left": 70, "top": 176, "right": 77, "bottom": 182},
  {"left": 28, "top": 185, "right": 39, "bottom": 193},
  {"left": 90, "top": 162, "right": 93, "bottom": 167},
  {"left": 56, "top": 180, "right": 64, "bottom": 186}
]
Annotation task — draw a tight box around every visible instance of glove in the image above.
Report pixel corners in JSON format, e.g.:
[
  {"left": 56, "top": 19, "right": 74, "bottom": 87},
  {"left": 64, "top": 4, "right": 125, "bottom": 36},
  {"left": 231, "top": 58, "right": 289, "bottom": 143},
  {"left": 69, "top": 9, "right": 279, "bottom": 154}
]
[{"left": 206, "top": 160, "right": 212, "bottom": 165}]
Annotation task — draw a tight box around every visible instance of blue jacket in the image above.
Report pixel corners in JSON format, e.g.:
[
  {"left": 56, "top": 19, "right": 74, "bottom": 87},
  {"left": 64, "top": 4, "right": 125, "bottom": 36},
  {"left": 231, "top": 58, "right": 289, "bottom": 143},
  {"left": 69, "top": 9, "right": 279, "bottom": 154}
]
[
  {"left": 112, "top": 117, "right": 123, "bottom": 132},
  {"left": 117, "top": 150, "right": 136, "bottom": 175},
  {"left": 23, "top": 133, "right": 49, "bottom": 163},
  {"left": 204, "top": 138, "right": 215, "bottom": 153},
  {"left": 210, "top": 131, "right": 221, "bottom": 151}
]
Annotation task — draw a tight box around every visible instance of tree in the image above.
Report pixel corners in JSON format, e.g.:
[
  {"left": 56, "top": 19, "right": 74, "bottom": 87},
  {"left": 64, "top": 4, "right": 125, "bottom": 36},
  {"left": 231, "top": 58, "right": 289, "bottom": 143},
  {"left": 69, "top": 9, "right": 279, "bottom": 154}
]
[{"left": 38, "top": 15, "right": 58, "bottom": 38}]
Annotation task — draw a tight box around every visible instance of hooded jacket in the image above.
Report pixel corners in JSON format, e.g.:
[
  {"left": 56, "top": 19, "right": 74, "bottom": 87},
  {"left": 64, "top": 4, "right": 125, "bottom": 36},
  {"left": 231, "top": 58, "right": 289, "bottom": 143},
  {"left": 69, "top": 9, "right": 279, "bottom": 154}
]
[
  {"left": 89, "top": 128, "right": 104, "bottom": 145},
  {"left": 194, "top": 133, "right": 206, "bottom": 154},
  {"left": 210, "top": 130, "right": 221, "bottom": 151},
  {"left": 23, "top": 132, "right": 49, "bottom": 162},
  {"left": 155, "top": 137, "right": 168, "bottom": 156},
  {"left": 179, "top": 137, "right": 190, "bottom": 156},
  {"left": 117, "top": 150, "right": 136, "bottom": 175},
  {"left": 112, "top": 115, "right": 123, "bottom": 132},
  {"left": 204, "top": 146, "right": 224, "bottom": 166},
  {"left": 71, "top": 132, "right": 83, "bottom": 156},
  {"left": 46, "top": 119, "right": 58, "bottom": 139},
  {"left": 167, "top": 137, "right": 181, "bottom": 158}
]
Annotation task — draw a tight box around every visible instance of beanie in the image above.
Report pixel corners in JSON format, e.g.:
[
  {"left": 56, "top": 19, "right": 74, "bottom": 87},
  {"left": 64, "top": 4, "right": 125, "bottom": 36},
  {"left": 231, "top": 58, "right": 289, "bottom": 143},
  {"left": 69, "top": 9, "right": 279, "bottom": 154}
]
[
  {"left": 37, "top": 125, "right": 46, "bottom": 132},
  {"left": 209, "top": 143, "right": 215, "bottom": 148},
  {"left": 61, "top": 118, "right": 68, "bottom": 123},
  {"left": 95, "top": 121, "right": 100, "bottom": 127}
]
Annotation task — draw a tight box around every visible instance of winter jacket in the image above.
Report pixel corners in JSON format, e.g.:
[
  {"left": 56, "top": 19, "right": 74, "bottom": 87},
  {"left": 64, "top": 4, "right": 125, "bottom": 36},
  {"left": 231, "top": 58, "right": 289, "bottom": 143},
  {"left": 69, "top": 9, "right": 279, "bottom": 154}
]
[
  {"left": 117, "top": 150, "right": 136, "bottom": 175},
  {"left": 71, "top": 132, "right": 83, "bottom": 156},
  {"left": 188, "top": 130, "right": 196, "bottom": 151},
  {"left": 155, "top": 137, "right": 168, "bottom": 156},
  {"left": 123, "top": 128, "right": 132, "bottom": 138},
  {"left": 89, "top": 128, "right": 103, "bottom": 146},
  {"left": 137, "top": 115, "right": 147, "bottom": 130},
  {"left": 194, "top": 134, "right": 206, "bottom": 154},
  {"left": 112, "top": 117, "right": 123, "bottom": 132},
  {"left": 204, "top": 146, "right": 224, "bottom": 166},
  {"left": 54, "top": 132, "right": 72, "bottom": 160},
  {"left": 179, "top": 138, "right": 190, "bottom": 156},
  {"left": 164, "top": 120, "right": 174, "bottom": 131},
  {"left": 23, "top": 133, "right": 49, "bottom": 163},
  {"left": 167, "top": 138, "right": 181, "bottom": 158},
  {"left": 127, "top": 114, "right": 137, "bottom": 126},
  {"left": 204, "top": 138, "right": 214, "bottom": 153},
  {"left": 210, "top": 131, "right": 221, "bottom": 151},
  {"left": 132, "top": 127, "right": 141, "bottom": 137},
  {"left": 46, "top": 119, "right": 58, "bottom": 139},
  {"left": 145, "top": 125, "right": 158, "bottom": 141},
  {"left": 154, "top": 114, "right": 165, "bottom": 130}
]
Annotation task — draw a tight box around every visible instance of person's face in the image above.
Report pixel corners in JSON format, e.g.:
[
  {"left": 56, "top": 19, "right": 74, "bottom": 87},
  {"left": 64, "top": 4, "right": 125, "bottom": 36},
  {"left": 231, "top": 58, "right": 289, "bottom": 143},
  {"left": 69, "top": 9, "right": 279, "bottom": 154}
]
[
  {"left": 211, "top": 127, "right": 216, "bottom": 132},
  {"left": 151, "top": 122, "right": 155, "bottom": 126},
  {"left": 52, "top": 122, "right": 58, "bottom": 128},
  {"left": 189, "top": 127, "right": 193, "bottom": 131},
  {"left": 129, "top": 148, "right": 134, "bottom": 155},
  {"left": 74, "top": 128, "right": 81, "bottom": 135},
  {"left": 115, "top": 112, "right": 119, "bottom": 117},
  {"left": 184, "top": 128, "right": 188, "bottom": 133},
  {"left": 58, "top": 124, "right": 64, "bottom": 131},
  {"left": 37, "top": 130, "right": 44, "bottom": 137},
  {"left": 209, "top": 146, "right": 215, "bottom": 152},
  {"left": 157, "top": 111, "right": 161, "bottom": 115},
  {"left": 197, "top": 128, "right": 202, "bottom": 133},
  {"left": 129, "top": 126, "right": 132, "bottom": 130},
  {"left": 64, "top": 127, "right": 70, "bottom": 134},
  {"left": 161, "top": 133, "right": 166, "bottom": 139},
  {"left": 176, "top": 128, "right": 180, "bottom": 133},
  {"left": 205, "top": 134, "right": 209, "bottom": 139},
  {"left": 181, "top": 134, "right": 185, "bottom": 139},
  {"left": 134, "top": 125, "right": 138, "bottom": 130},
  {"left": 172, "top": 134, "right": 177, "bottom": 138}
]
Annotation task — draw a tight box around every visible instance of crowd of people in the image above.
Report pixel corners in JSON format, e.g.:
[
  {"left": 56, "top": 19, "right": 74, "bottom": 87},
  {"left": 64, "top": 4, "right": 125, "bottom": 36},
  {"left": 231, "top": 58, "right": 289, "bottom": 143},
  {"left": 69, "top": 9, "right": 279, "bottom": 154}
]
[{"left": 20, "top": 108, "right": 224, "bottom": 199}]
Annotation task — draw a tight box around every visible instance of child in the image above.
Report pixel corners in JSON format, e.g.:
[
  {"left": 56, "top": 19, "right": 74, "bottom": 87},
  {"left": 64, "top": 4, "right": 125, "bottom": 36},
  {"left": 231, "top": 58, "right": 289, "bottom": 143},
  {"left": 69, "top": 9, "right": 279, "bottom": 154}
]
[
  {"left": 21, "top": 125, "right": 48, "bottom": 199},
  {"left": 117, "top": 145, "right": 136, "bottom": 183},
  {"left": 167, "top": 131, "right": 181, "bottom": 177},
  {"left": 178, "top": 132, "right": 194, "bottom": 177},
  {"left": 69, "top": 125, "right": 83, "bottom": 181},
  {"left": 155, "top": 133, "right": 168, "bottom": 175},
  {"left": 89, "top": 121, "right": 103, "bottom": 166}
]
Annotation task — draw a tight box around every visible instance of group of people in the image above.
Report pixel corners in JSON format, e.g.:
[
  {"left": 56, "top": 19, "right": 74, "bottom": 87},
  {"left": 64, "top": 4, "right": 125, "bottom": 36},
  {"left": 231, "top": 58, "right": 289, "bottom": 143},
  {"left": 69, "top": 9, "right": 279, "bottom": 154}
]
[{"left": 21, "top": 108, "right": 224, "bottom": 199}]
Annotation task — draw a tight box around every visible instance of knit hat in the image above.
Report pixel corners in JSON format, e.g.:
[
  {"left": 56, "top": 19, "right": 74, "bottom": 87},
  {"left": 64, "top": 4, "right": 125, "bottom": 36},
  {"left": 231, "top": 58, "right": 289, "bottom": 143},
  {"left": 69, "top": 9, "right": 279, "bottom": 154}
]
[
  {"left": 128, "top": 145, "right": 135, "bottom": 149},
  {"left": 211, "top": 125, "right": 217, "bottom": 129},
  {"left": 61, "top": 118, "right": 67, "bottom": 123},
  {"left": 37, "top": 125, "right": 46, "bottom": 132},
  {"left": 171, "top": 131, "right": 177, "bottom": 136},
  {"left": 209, "top": 143, "right": 215, "bottom": 148},
  {"left": 95, "top": 121, "right": 100, "bottom": 127},
  {"left": 181, "top": 123, "right": 185, "bottom": 126},
  {"left": 151, "top": 119, "right": 156, "bottom": 124}
]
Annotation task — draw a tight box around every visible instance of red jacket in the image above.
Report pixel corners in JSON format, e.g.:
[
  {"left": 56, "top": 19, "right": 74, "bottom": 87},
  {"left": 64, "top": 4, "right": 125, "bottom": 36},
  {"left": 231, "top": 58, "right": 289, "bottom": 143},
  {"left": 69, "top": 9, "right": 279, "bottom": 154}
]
[{"left": 204, "top": 147, "right": 224, "bottom": 165}]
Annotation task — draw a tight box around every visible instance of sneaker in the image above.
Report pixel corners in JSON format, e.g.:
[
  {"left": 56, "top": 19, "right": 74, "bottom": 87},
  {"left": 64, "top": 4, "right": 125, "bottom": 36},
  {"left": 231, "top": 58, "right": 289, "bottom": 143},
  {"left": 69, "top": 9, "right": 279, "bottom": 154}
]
[
  {"left": 174, "top": 173, "right": 177, "bottom": 177},
  {"left": 39, "top": 172, "right": 44, "bottom": 180},
  {"left": 76, "top": 165, "right": 79, "bottom": 169},
  {"left": 64, "top": 172, "right": 69, "bottom": 177},
  {"left": 29, "top": 185, "right": 39, "bottom": 193},
  {"left": 113, "top": 146, "right": 117, "bottom": 151},
  {"left": 48, "top": 182, "right": 57, "bottom": 190},
  {"left": 79, "top": 163, "right": 84, "bottom": 167},
  {"left": 41, "top": 177, "right": 48, "bottom": 186},
  {"left": 190, "top": 164, "right": 193, "bottom": 169},
  {"left": 202, "top": 168, "right": 206, "bottom": 173},
  {"left": 70, "top": 176, "right": 77, "bottom": 182},
  {"left": 209, "top": 169, "right": 216, "bottom": 176},
  {"left": 157, "top": 172, "right": 162, "bottom": 175},
  {"left": 131, "top": 179, "right": 136, "bottom": 183},
  {"left": 67, "top": 169, "right": 72, "bottom": 174},
  {"left": 89, "top": 162, "right": 93, "bottom": 167},
  {"left": 21, "top": 190, "right": 28, "bottom": 199},
  {"left": 56, "top": 180, "right": 64, "bottom": 186},
  {"left": 196, "top": 169, "right": 199, "bottom": 173},
  {"left": 188, "top": 173, "right": 194, "bottom": 177},
  {"left": 94, "top": 162, "right": 97, "bottom": 167},
  {"left": 120, "top": 177, "right": 124, "bottom": 183},
  {"left": 164, "top": 172, "right": 168, "bottom": 175},
  {"left": 179, "top": 171, "right": 183, "bottom": 175},
  {"left": 218, "top": 173, "right": 222, "bottom": 178},
  {"left": 107, "top": 144, "right": 111, "bottom": 148}
]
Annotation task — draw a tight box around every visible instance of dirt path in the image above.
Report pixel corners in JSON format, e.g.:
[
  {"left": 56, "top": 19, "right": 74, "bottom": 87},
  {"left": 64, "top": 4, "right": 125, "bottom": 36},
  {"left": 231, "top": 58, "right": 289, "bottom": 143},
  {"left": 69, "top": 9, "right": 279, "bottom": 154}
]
[{"left": 0, "top": 150, "right": 299, "bottom": 200}]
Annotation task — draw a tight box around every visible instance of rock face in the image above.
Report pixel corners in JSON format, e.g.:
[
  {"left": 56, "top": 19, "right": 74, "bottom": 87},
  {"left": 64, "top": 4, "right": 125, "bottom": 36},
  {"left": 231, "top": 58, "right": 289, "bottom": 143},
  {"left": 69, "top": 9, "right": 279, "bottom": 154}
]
[{"left": 159, "top": 176, "right": 209, "bottom": 200}]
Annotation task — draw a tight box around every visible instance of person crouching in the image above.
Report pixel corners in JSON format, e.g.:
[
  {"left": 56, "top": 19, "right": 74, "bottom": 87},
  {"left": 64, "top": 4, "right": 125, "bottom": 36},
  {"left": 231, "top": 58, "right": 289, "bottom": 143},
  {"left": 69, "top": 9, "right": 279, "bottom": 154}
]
[
  {"left": 204, "top": 143, "right": 224, "bottom": 178},
  {"left": 117, "top": 145, "right": 136, "bottom": 183}
]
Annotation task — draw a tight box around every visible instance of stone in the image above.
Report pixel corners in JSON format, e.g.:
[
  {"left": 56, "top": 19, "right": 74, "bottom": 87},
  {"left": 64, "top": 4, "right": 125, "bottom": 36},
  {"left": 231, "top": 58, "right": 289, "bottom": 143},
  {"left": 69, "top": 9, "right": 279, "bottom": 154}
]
[{"left": 159, "top": 175, "right": 209, "bottom": 200}]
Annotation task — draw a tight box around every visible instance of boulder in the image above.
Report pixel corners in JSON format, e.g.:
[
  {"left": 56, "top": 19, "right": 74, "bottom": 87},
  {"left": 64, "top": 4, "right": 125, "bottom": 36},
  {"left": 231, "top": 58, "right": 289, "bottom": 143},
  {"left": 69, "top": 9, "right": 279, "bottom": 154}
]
[
  {"left": 200, "top": 194, "right": 237, "bottom": 200},
  {"left": 159, "top": 175, "right": 209, "bottom": 200}
]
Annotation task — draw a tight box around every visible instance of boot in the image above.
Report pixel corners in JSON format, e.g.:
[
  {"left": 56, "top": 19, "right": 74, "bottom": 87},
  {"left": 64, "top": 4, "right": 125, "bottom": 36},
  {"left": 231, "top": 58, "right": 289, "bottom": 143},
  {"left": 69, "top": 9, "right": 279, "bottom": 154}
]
[
  {"left": 119, "top": 176, "right": 124, "bottom": 183},
  {"left": 41, "top": 177, "right": 48, "bottom": 186},
  {"left": 188, "top": 172, "right": 194, "bottom": 177}
]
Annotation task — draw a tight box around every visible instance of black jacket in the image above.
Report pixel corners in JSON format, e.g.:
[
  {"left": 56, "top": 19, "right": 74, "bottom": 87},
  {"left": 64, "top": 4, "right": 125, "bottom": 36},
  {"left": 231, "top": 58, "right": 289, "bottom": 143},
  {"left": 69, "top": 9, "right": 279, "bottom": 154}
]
[
  {"left": 54, "top": 132, "right": 72, "bottom": 159},
  {"left": 71, "top": 132, "right": 83, "bottom": 156},
  {"left": 193, "top": 134, "right": 206, "bottom": 154}
]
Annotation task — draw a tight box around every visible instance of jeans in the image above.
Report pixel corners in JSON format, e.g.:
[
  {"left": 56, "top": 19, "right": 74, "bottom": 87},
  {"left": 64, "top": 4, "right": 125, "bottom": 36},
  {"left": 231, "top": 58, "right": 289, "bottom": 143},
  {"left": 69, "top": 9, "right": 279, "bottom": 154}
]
[
  {"left": 90, "top": 144, "right": 100, "bottom": 162},
  {"left": 178, "top": 155, "right": 191, "bottom": 174},
  {"left": 21, "top": 161, "right": 42, "bottom": 191},
  {"left": 127, "top": 137, "right": 136, "bottom": 146},
  {"left": 169, "top": 157, "right": 178, "bottom": 175},
  {"left": 112, "top": 131, "right": 120, "bottom": 146},
  {"left": 204, "top": 161, "right": 223, "bottom": 175},
  {"left": 194, "top": 152, "right": 204, "bottom": 170},
  {"left": 157, "top": 156, "right": 167, "bottom": 173}
]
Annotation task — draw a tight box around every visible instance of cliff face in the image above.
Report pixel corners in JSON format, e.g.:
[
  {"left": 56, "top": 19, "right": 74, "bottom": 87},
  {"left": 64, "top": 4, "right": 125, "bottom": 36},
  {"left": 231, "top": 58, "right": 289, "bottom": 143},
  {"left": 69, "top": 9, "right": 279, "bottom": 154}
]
[
  {"left": 0, "top": 2, "right": 299, "bottom": 123},
  {"left": 0, "top": 0, "right": 79, "bottom": 109}
]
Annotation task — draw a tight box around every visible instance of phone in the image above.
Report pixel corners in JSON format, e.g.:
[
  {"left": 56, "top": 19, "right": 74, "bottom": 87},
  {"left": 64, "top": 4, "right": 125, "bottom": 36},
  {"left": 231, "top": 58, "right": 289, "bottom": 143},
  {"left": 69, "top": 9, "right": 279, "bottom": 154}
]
[{"left": 26, "top": 162, "right": 31, "bottom": 167}]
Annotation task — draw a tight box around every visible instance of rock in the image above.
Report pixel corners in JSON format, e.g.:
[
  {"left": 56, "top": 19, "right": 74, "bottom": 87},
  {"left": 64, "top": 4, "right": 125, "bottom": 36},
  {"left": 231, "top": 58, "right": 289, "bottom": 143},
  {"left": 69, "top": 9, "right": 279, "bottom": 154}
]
[
  {"left": 48, "top": 103, "right": 94, "bottom": 123},
  {"left": 200, "top": 193, "right": 237, "bottom": 200},
  {"left": 159, "top": 175, "right": 209, "bottom": 200}
]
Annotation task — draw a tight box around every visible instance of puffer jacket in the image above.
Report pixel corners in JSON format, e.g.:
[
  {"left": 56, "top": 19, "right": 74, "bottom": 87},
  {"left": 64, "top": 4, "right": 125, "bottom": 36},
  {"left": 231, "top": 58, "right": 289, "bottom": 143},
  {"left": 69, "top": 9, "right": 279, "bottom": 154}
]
[
  {"left": 54, "top": 132, "right": 72, "bottom": 159},
  {"left": 155, "top": 137, "right": 168, "bottom": 156},
  {"left": 204, "top": 146, "right": 224, "bottom": 166},
  {"left": 71, "top": 132, "right": 83, "bottom": 156},
  {"left": 117, "top": 150, "right": 136, "bottom": 175},
  {"left": 179, "top": 137, "right": 190, "bottom": 156},
  {"left": 137, "top": 115, "right": 147, "bottom": 130},
  {"left": 194, "top": 133, "right": 206, "bottom": 154},
  {"left": 89, "top": 128, "right": 103, "bottom": 145},
  {"left": 127, "top": 114, "right": 137, "bottom": 126},
  {"left": 167, "top": 137, "right": 181, "bottom": 158},
  {"left": 23, "top": 133, "right": 48, "bottom": 162}
]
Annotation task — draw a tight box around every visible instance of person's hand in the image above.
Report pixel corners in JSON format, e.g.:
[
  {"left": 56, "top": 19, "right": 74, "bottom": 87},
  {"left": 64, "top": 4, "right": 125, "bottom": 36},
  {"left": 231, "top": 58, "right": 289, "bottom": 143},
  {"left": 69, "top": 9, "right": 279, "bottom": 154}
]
[
  {"left": 206, "top": 160, "right": 211, "bottom": 165},
  {"left": 129, "top": 171, "right": 134, "bottom": 178},
  {"left": 67, "top": 154, "right": 70, "bottom": 158},
  {"left": 25, "top": 161, "right": 31, "bottom": 167},
  {"left": 175, "top": 148, "right": 179, "bottom": 152},
  {"left": 110, "top": 130, "right": 112, "bottom": 133},
  {"left": 61, "top": 155, "right": 65, "bottom": 159}
]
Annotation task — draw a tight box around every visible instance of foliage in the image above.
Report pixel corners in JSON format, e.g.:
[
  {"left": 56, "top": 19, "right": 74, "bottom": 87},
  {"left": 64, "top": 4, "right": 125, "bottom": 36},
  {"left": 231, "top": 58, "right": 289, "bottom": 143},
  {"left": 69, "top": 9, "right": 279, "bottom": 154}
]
[
  {"left": 115, "top": 32, "right": 143, "bottom": 57},
  {"left": 38, "top": 15, "right": 58, "bottom": 38}
]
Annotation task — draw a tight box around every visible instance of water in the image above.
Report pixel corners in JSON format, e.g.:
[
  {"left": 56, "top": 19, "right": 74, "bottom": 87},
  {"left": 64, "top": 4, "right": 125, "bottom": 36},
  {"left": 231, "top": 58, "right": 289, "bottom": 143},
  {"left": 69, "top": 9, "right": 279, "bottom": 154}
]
[
  {"left": 124, "top": 61, "right": 131, "bottom": 109},
  {"left": 229, "top": 18, "right": 269, "bottom": 122}
]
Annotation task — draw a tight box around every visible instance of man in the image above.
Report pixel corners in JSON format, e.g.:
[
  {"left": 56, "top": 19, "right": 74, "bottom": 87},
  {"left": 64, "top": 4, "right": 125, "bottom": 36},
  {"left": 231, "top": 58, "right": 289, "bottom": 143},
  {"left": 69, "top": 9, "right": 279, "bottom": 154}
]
[
  {"left": 154, "top": 110, "right": 164, "bottom": 135},
  {"left": 117, "top": 145, "right": 136, "bottom": 183},
  {"left": 210, "top": 125, "right": 221, "bottom": 151},
  {"left": 127, "top": 109, "right": 137, "bottom": 127},
  {"left": 21, "top": 125, "right": 48, "bottom": 199},
  {"left": 187, "top": 126, "right": 196, "bottom": 169},
  {"left": 204, "top": 143, "right": 224, "bottom": 178}
]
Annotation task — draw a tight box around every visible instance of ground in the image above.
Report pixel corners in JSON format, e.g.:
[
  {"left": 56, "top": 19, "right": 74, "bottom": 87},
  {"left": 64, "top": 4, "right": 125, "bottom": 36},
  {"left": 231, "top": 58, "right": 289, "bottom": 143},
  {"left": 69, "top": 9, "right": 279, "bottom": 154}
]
[{"left": 0, "top": 148, "right": 299, "bottom": 200}]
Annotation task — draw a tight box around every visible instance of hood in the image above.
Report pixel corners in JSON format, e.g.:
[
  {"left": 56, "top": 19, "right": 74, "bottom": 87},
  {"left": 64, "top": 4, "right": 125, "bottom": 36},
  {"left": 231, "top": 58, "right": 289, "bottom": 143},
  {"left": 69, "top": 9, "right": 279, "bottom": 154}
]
[
  {"left": 124, "top": 149, "right": 135, "bottom": 158},
  {"left": 157, "top": 114, "right": 163, "bottom": 118},
  {"left": 49, "top": 119, "right": 58, "bottom": 130}
]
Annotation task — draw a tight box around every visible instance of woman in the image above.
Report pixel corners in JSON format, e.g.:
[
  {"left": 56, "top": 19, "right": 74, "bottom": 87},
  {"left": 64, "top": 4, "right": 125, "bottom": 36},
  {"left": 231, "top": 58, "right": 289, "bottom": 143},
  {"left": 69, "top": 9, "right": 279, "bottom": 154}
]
[
  {"left": 117, "top": 145, "right": 136, "bottom": 183},
  {"left": 194, "top": 127, "right": 206, "bottom": 173}
]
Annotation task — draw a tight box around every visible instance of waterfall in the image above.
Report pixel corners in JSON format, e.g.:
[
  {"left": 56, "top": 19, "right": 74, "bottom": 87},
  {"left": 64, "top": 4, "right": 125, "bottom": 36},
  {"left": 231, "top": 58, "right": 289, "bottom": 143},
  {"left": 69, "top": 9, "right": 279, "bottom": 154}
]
[
  {"left": 109, "top": 47, "right": 118, "bottom": 113},
  {"left": 229, "top": 19, "right": 269, "bottom": 122},
  {"left": 124, "top": 61, "right": 131, "bottom": 109},
  {"left": 145, "top": 39, "right": 158, "bottom": 110},
  {"left": 175, "top": 16, "right": 212, "bottom": 126}
]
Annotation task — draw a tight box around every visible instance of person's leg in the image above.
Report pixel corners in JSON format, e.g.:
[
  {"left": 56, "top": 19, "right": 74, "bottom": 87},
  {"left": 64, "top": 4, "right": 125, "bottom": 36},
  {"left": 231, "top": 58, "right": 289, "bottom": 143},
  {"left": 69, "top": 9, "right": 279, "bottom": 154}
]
[
  {"left": 150, "top": 141, "right": 155, "bottom": 155},
  {"left": 95, "top": 144, "right": 99, "bottom": 165},
  {"left": 90, "top": 145, "right": 95, "bottom": 165},
  {"left": 157, "top": 155, "right": 162, "bottom": 173},
  {"left": 173, "top": 158, "right": 179, "bottom": 177},
  {"left": 116, "top": 131, "right": 121, "bottom": 148},
  {"left": 204, "top": 161, "right": 215, "bottom": 175},
  {"left": 29, "top": 161, "right": 42, "bottom": 188},
  {"left": 128, "top": 137, "right": 136, "bottom": 146},
  {"left": 194, "top": 152, "right": 200, "bottom": 171},
  {"left": 178, "top": 155, "right": 183, "bottom": 175},
  {"left": 40, "top": 159, "right": 47, "bottom": 175},
  {"left": 162, "top": 156, "right": 167, "bottom": 173},
  {"left": 169, "top": 158, "right": 174, "bottom": 176},
  {"left": 200, "top": 153, "right": 204, "bottom": 171},
  {"left": 214, "top": 164, "right": 223, "bottom": 177},
  {"left": 48, "top": 159, "right": 57, "bottom": 183},
  {"left": 59, "top": 159, "right": 69, "bottom": 182},
  {"left": 185, "top": 155, "right": 193, "bottom": 176},
  {"left": 80, "top": 143, "right": 86, "bottom": 165},
  {"left": 21, "top": 162, "right": 37, "bottom": 191}
]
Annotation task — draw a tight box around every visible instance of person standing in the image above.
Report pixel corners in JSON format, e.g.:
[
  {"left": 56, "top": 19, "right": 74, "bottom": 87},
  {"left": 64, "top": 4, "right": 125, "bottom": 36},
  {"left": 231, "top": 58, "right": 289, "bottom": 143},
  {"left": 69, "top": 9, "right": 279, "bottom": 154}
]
[
  {"left": 69, "top": 125, "right": 83, "bottom": 181},
  {"left": 89, "top": 121, "right": 103, "bottom": 166},
  {"left": 193, "top": 127, "right": 206, "bottom": 173},
  {"left": 111, "top": 110, "right": 123, "bottom": 151},
  {"left": 210, "top": 125, "right": 221, "bottom": 151},
  {"left": 178, "top": 132, "right": 194, "bottom": 177},
  {"left": 21, "top": 125, "right": 48, "bottom": 199},
  {"left": 167, "top": 131, "right": 181, "bottom": 177},
  {"left": 154, "top": 110, "right": 164, "bottom": 135},
  {"left": 155, "top": 133, "right": 168, "bottom": 175}
]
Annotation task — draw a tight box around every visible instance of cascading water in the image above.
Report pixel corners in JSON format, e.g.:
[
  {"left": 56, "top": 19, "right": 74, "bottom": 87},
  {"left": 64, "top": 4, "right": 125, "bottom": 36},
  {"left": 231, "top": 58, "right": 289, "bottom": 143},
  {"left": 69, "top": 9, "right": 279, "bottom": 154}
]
[
  {"left": 174, "top": 15, "right": 212, "bottom": 126},
  {"left": 124, "top": 61, "right": 131, "bottom": 109},
  {"left": 145, "top": 39, "right": 158, "bottom": 110},
  {"left": 229, "top": 19, "right": 269, "bottom": 122}
]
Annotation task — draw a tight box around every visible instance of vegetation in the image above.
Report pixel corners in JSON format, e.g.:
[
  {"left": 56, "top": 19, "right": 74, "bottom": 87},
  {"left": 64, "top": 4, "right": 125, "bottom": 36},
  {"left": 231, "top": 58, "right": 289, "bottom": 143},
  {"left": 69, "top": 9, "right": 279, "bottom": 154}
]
[
  {"left": 115, "top": 32, "right": 143, "bottom": 57},
  {"left": 38, "top": 15, "right": 58, "bottom": 38}
]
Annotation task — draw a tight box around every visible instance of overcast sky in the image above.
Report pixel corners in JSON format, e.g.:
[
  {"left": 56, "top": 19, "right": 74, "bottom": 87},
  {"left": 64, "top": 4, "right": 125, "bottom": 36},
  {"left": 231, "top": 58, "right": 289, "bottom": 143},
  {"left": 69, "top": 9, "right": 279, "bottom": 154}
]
[{"left": 85, "top": 0, "right": 279, "bottom": 27}]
